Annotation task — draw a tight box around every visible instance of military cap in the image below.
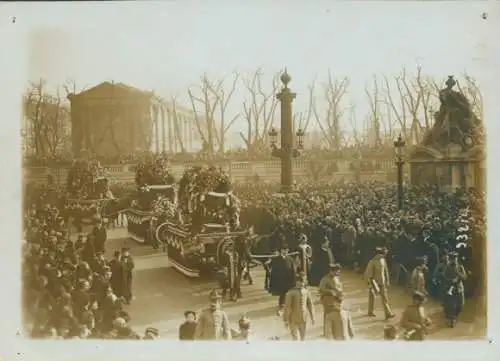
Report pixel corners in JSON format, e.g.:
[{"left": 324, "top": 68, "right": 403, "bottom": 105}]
[
  {"left": 121, "top": 247, "right": 130, "bottom": 252},
  {"left": 449, "top": 251, "right": 459, "bottom": 258},
  {"left": 374, "top": 246, "right": 386, "bottom": 254},
  {"left": 145, "top": 327, "right": 159, "bottom": 337}
]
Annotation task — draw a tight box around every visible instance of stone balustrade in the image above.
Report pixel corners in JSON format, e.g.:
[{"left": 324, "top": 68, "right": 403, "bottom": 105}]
[{"left": 23, "top": 159, "right": 399, "bottom": 186}]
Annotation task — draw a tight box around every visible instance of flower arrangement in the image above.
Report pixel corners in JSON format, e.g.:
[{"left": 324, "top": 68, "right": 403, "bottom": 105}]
[
  {"left": 135, "top": 154, "right": 175, "bottom": 186},
  {"left": 67, "top": 158, "right": 108, "bottom": 200}
]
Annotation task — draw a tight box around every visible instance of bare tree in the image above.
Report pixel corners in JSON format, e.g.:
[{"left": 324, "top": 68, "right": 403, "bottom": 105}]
[
  {"left": 188, "top": 71, "right": 240, "bottom": 154},
  {"left": 241, "top": 68, "right": 280, "bottom": 153},
  {"left": 310, "top": 71, "right": 349, "bottom": 151},
  {"left": 24, "top": 79, "right": 70, "bottom": 159},
  {"left": 365, "top": 75, "right": 382, "bottom": 147},
  {"left": 383, "top": 72, "right": 408, "bottom": 140}
]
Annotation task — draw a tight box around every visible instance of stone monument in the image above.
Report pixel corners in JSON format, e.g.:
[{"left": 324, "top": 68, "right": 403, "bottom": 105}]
[{"left": 409, "top": 76, "right": 484, "bottom": 191}]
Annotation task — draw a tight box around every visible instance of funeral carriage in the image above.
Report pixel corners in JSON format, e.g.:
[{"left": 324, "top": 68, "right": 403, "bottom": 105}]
[
  {"left": 123, "top": 154, "right": 178, "bottom": 244},
  {"left": 153, "top": 165, "right": 253, "bottom": 278},
  {"left": 65, "top": 156, "right": 114, "bottom": 227}
]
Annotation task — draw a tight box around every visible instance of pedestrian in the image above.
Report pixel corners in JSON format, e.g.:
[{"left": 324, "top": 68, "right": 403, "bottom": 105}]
[
  {"left": 442, "top": 252, "right": 467, "bottom": 327},
  {"left": 109, "top": 251, "right": 124, "bottom": 299},
  {"left": 364, "top": 247, "right": 395, "bottom": 320},
  {"left": 121, "top": 247, "right": 135, "bottom": 304},
  {"left": 179, "top": 310, "right": 197, "bottom": 340},
  {"left": 324, "top": 294, "right": 354, "bottom": 340},
  {"left": 194, "top": 290, "right": 231, "bottom": 340},
  {"left": 410, "top": 256, "right": 428, "bottom": 296},
  {"left": 400, "top": 291, "right": 432, "bottom": 341},
  {"left": 318, "top": 263, "right": 343, "bottom": 336},
  {"left": 268, "top": 244, "right": 297, "bottom": 314},
  {"left": 231, "top": 314, "right": 252, "bottom": 341},
  {"left": 283, "top": 272, "right": 315, "bottom": 341}
]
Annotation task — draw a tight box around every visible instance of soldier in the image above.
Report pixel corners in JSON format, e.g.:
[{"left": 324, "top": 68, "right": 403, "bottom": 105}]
[
  {"left": 442, "top": 252, "right": 467, "bottom": 327},
  {"left": 318, "top": 263, "right": 343, "bottom": 337},
  {"left": 400, "top": 291, "right": 432, "bottom": 341},
  {"left": 194, "top": 289, "right": 231, "bottom": 340},
  {"left": 324, "top": 294, "right": 354, "bottom": 340},
  {"left": 432, "top": 253, "right": 450, "bottom": 301},
  {"left": 410, "top": 256, "right": 428, "bottom": 296},
  {"left": 283, "top": 272, "right": 315, "bottom": 341},
  {"left": 364, "top": 247, "right": 395, "bottom": 320}
]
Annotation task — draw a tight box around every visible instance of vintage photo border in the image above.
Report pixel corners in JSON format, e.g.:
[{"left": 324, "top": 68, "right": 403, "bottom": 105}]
[{"left": 1, "top": 2, "right": 499, "bottom": 361}]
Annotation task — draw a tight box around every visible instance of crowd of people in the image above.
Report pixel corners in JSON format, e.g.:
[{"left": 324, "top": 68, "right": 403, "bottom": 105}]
[
  {"left": 22, "top": 203, "right": 158, "bottom": 340},
  {"left": 22, "top": 171, "right": 484, "bottom": 340}
]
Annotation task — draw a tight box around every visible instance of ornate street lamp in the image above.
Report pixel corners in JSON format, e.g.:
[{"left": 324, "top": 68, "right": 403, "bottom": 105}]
[
  {"left": 268, "top": 69, "right": 304, "bottom": 193},
  {"left": 393, "top": 133, "right": 406, "bottom": 209}
]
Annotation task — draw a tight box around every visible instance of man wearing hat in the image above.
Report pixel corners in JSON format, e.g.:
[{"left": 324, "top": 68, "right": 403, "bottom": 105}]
[
  {"left": 410, "top": 256, "right": 428, "bottom": 296},
  {"left": 400, "top": 291, "right": 432, "bottom": 341},
  {"left": 194, "top": 289, "right": 231, "bottom": 340},
  {"left": 318, "top": 263, "right": 343, "bottom": 337},
  {"left": 364, "top": 246, "right": 395, "bottom": 320},
  {"left": 324, "top": 293, "right": 354, "bottom": 340},
  {"left": 121, "top": 247, "right": 135, "bottom": 305},
  {"left": 91, "top": 217, "right": 107, "bottom": 255},
  {"left": 268, "top": 244, "right": 298, "bottom": 314},
  {"left": 442, "top": 251, "right": 467, "bottom": 327},
  {"left": 283, "top": 272, "right": 315, "bottom": 341}
]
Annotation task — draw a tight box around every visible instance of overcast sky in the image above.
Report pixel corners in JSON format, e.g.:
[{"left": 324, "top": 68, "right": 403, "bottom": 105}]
[{"left": 6, "top": 1, "right": 496, "bottom": 146}]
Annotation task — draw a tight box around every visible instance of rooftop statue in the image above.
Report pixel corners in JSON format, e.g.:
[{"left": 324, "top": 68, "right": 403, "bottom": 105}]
[{"left": 422, "top": 75, "right": 482, "bottom": 151}]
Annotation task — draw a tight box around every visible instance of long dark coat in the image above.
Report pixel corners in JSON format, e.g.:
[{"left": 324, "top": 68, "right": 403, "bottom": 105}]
[
  {"left": 268, "top": 255, "right": 297, "bottom": 296},
  {"left": 109, "top": 259, "right": 125, "bottom": 298},
  {"left": 309, "top": 247, "right": 333, "bottom": 286}
]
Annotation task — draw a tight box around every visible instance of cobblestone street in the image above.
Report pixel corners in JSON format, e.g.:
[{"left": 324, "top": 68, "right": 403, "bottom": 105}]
[{"left": 105, "top": 230, "right": 486, "bottom": 340}]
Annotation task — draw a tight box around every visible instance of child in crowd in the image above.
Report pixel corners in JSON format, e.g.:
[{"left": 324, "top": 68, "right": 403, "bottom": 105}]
[{"left": 178, "top": 310, "right": 197, "bottom": 340}]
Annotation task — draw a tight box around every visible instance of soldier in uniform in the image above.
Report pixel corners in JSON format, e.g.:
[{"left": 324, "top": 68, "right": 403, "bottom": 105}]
[
  {"left": 283, "top": 272, "right": 315, "bottom": 341},
  {"left": 410, "top": 256, "right": 428, "bottom": 296},
  {"left": 324, "top": 294, "right": 354, "bottom": 340},
  {"left": 432, "top": 253, "right": 449, "bottom": 301},
  {"left": 318, "top": 263, "right": 343, "bottom": 337},
  {"left": 194, "top": 289, "right": 231, "bottom": 340},
  {"left": 442, "top": 252, "right": 467, "bottom": 327},
  {"left": 364, "top": 247, "right": 395, "bottom": 320},
  {"left": 400, "top": 291, "right": 432, "bottom": 341}
]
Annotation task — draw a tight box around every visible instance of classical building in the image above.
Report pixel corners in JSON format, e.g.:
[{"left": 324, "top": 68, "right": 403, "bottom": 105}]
[
  {"left": 68, "top": 81, "right": 200, "bottom": 158},
  {"left": 68, "top": 82, "right": 156, "bottom": 158}
]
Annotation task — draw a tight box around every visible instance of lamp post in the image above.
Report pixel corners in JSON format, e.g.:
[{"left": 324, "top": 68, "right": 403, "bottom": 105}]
[
  {"left": 268, "top": 69, "right": 304, "bottom": 193},
  {"left": 393, "top": 133, "right": 406, "bottom": 209}
]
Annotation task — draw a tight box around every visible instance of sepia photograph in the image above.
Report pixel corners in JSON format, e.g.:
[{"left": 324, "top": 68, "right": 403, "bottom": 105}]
[{"left": 2, "top": 1, "right": 497, "bottom": 359}]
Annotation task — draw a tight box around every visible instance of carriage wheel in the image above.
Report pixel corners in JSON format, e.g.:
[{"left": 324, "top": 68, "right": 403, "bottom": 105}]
[{"left": 216, "top": 237, "right": 234, "bottom": 266}]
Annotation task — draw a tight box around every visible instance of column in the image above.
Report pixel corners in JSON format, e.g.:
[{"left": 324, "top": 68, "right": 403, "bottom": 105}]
[
  {"left": 154, "top": 104, "right": 160, "bottom": 153},
  {"left": 451, "top": 163, "right": 461, "bottom": 190},
  {"left": 161, "top": 105, "right": 166, "bottom": 153}
]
